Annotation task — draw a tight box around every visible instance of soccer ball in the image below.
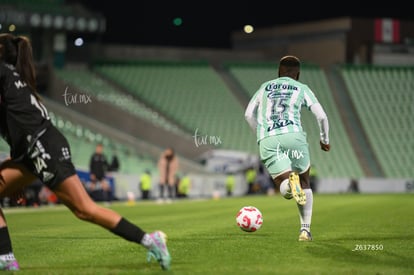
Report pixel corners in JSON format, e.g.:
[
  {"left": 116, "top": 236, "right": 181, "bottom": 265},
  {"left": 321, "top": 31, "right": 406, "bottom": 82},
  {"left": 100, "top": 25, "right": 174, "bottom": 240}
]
[{"left": 236, "top": 206, "right": 263, "bottom": 232}]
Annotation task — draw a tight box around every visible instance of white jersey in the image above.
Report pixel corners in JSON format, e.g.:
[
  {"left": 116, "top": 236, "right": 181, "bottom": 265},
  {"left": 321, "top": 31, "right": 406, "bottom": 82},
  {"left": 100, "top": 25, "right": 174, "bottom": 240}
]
[{"left": 245, "top": 76, "right": 329, "bottom": 143}]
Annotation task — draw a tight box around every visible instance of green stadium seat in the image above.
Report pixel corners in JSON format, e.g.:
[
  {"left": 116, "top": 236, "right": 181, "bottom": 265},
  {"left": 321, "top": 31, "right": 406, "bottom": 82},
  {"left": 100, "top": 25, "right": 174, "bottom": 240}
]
[
  {"left": 340, "top": 65, "right": 414, "bottom": 178},
  {"left": 54, "top": 67, "right": 187, "bottom": 138},
  {"left": 94, "top": 60, "right": 258, "bottom": 154}
]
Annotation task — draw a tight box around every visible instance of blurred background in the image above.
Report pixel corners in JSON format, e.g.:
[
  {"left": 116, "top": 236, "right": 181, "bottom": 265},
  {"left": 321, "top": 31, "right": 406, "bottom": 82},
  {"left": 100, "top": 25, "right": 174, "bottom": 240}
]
[{"left": 0, "top": 0, "right": 413, "bottom": 204}]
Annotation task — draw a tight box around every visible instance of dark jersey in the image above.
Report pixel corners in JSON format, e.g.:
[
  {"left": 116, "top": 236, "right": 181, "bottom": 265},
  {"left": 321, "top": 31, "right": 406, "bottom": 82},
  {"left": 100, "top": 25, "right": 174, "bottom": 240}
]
[
  {"left": 0, "top": 61, "right": 51, "bottom": 159},
  {"left": 0, "top": 61, "right": 76, "bottom": 188},
  {"left": 89, "top": 153, "right": 109, "bottom": 180}
]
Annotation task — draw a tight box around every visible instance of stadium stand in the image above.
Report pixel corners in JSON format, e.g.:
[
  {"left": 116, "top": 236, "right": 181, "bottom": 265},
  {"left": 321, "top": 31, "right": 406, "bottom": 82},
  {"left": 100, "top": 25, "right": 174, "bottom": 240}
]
[
  {"left": 54, "top": 67, "right": 187, "bottom": 137},
  {"left": 339, "top": 65, "right": 414, "bottom": 178},
  {"left": 48, "top": 110, "right": 156, "bottom": 175},
  {"left": 33, "top": 60, "right": 414, "bottom": 181},
  {"left": 93, "top": 60, "right": 258, "bottom": 155},
  {"left": 41, "top": 95, "right": 206, "bottom": 174}
]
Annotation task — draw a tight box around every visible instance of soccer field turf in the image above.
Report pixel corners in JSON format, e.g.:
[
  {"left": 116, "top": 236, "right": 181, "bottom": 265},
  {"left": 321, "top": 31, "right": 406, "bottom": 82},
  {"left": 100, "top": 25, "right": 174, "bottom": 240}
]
[{"left": 4, "top": 193, "right": 414, "bottom": 275}]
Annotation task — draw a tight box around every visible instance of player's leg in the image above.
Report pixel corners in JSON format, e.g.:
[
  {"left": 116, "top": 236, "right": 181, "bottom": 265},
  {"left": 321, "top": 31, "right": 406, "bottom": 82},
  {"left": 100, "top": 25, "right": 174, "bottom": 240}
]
[
  {"left": 272, "top": 169, "right": 311, "bottom": 241},
  {"left": 158, "top": 182, "right": 166, "bottom": 202},
  {"left": 0, "top": 209, "right": 19, "bottom": 271},
  {"left": 289, "top": 132, "right": 313, "bottom": 241},
  {"left": 272, "top": 171, "right": 290, "bottom": 192},
  {"left": 274, "top": 171, "right": 306, "bottom": 205},
  {"left": 259, "top": 135, "right": 305, "bottom": 204},
  {"left": 0, "top": 161, "right": 38, "bottom": 271},
  {"left": 297, "top": 168, "right": 313, "bottom": 241},
  {"left": 271, "top": 132, "right": 312, "bottom": 241},
  {"left": 54, "top": 174, "right": 119, "bottom": 227},
  {"left": 167, "top": 181, "right": 175, "bottom": 202},
  {"left": 53, "top": 174, "right": 171, "bottom": 269}
]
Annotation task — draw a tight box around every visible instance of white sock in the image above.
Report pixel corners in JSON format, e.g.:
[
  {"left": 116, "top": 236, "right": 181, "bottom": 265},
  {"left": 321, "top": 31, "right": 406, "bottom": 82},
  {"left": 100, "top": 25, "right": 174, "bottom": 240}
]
[
  {"left": 140, "top": 233, "right": 153, "bottom": 249},
  {"left": 279, "top": 179, "right": 292, "bottom": 199},
  {"left": 0, "top": 252, "right": 16, "bottom": 261},
  {"left": 297, "top": 189, "right": 313, "bottom": 231}
]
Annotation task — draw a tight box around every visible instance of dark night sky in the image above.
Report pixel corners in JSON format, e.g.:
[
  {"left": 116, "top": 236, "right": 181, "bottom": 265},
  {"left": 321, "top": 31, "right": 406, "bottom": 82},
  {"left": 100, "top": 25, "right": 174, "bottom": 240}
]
[{"left": 68, "top": 0, "right": 412, "bottom": 48}]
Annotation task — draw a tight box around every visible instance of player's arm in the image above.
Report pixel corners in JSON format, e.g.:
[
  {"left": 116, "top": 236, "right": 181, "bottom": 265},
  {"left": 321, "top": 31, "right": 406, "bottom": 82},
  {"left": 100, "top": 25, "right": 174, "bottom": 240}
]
[
  {"left": 310, "top": 103, "right": 330, "bottom": 151},
  {"left": 244, "top": 91, "right": 260, "bottom": 131}
]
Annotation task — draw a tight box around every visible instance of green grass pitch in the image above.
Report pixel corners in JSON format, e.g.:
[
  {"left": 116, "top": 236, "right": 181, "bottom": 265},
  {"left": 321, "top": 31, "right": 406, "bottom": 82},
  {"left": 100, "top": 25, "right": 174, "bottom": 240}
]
[{"left": 4, "top": 193, "right": 414, "bottom": 275}]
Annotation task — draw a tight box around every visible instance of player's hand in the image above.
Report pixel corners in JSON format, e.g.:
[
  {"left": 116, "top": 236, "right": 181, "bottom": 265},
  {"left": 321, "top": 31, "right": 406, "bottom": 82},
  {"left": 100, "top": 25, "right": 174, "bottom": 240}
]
[{"left": 320, "top": 141, "right": 330, "bottom": 152}]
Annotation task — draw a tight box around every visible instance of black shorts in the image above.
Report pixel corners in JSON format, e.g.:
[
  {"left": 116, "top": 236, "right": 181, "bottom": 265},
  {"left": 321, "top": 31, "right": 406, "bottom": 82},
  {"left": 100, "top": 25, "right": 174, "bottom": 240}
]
[{"left": 17, "top": 126, "right": 76, "bottom": 190}]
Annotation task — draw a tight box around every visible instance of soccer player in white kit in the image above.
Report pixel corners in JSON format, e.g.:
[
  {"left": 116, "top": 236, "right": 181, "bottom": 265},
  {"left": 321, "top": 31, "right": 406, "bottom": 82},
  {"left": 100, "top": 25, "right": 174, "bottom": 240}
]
[{"left": 245, "top": 55, "right": 330, "bottom": 241}]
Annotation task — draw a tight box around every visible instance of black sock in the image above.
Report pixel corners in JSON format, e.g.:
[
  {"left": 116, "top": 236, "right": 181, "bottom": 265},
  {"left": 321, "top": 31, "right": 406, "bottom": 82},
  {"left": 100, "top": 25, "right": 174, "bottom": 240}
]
[
  {"left": 110, "top": 218, "right": 146, "bottom": 243},
  {"left": 159, "top": 184, "right": 165, "bottom": 198},
  {"left": 0, "top": 227, "right": 13, "bottom": 255},
  {"left": 168, "top": 185, "right": 174, "bottom": 198}
]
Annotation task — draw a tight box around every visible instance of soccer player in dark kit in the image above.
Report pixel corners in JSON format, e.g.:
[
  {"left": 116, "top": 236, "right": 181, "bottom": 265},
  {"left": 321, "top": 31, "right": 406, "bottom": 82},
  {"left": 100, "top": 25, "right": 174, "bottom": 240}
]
[{"left": 0, "top": 33, "right": 171, "bottom": 271}]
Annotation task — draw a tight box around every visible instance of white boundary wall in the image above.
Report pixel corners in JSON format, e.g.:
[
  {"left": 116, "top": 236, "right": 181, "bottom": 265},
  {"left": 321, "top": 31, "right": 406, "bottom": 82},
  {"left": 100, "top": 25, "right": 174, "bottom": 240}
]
[
  {"left": 112, "top": 172, "right": 249, "bottom": 200},
  {"left": 112, "top": 173, "right": 414, "bottom": 200},
  {"left": 316, "top": 178, "right": 414, "bottom": 193}
]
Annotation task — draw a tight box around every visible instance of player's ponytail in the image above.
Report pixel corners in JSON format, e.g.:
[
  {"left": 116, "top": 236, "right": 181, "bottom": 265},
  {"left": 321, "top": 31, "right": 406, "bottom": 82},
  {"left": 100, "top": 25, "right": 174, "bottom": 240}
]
[
  {"left": 14, "top": 36, "right": 37, "bottom": 93},
  {"left": 0, "top": 34, "right": 38, "bottom": 95}
]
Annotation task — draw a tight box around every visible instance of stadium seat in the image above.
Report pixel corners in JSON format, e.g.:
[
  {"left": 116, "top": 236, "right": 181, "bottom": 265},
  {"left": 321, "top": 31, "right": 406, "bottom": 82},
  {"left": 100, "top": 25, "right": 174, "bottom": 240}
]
[
  {"left": 93, "top": 60, "right": 258, "bottom": 154},
  {"left": 340, "top": 65, "right": 414, "bottom": 178}
]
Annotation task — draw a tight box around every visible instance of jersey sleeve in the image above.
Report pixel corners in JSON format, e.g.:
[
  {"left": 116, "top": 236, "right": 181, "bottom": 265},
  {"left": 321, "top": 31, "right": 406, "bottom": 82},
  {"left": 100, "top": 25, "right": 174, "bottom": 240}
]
[
  {"left": 310, "top": 102, "right": 329, "bottom": 144},
  {"left": 303, "top": 86, "right": 319, "bottom": 109},
  {"left": 244, "top": 88, "right": 262, "bottom": 131}
]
